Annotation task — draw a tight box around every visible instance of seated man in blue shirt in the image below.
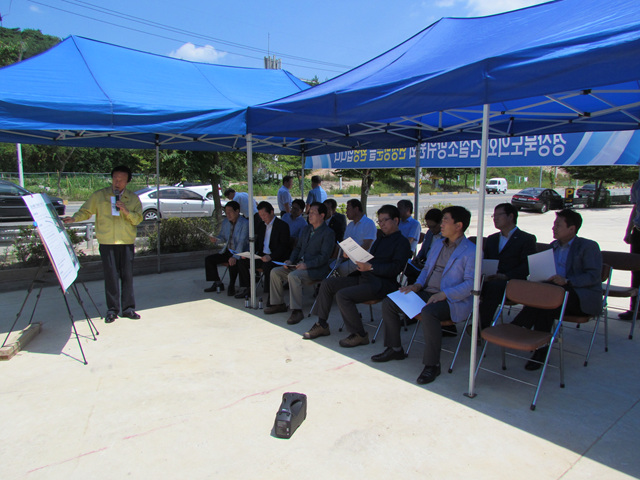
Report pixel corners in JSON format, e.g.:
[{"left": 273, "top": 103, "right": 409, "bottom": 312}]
[
  {"left": 372, "top": 206, "right": 475, "bottom": 386},
  {"left": 405, "top": 208, "right": 443, "bottom": 285},
  {"left": 203, "top": 201, "right": 249, "bottom": 295},
  {"left": 511, "top": 209, "right": 602, "bottom": 370},
  {"left": 332, "top": 199, "right": 378, "bottom": 277},
  {"left": 397, "top": 199, "right": 422, "bottom": 254},
  {"left": 282, "top": 199, "right": 308, "bottom": 246}
]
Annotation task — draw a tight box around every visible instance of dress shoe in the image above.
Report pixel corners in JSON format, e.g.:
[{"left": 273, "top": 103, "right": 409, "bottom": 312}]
[
  {"left": 416, "top": 364, "right": 441, "bottom": 385},
  {"left": 234, "top": 288, "right": 249, "bottom": 299},
  {"left": 442, "top": 325, "right": 457, "bottom": 337},
  {"left": 618, "top": 310, "right": 635, "bottom": 321},
  {"left": 303, "top": 323, "right": 330, "bottom": 339},
  {"left": 264, "top": 303, "right": 287, "bottom": 315},
  {"left": 525, "top": 347, "right": 548, "bottom": 371},
  {"left": 105, "top": 313, "right": 117, "bottom": 324},
  {"left": 371, "top": 347, "right": 406, "bottom": 362},
  {"left": 287, "top": 309, "right": 305, "bottom": 325},
  {"left": 121, "top": 310, "right": 141, "bottom": 320},
  {"left": 204, "top": 281, "right": 224, "bottom": 293},
  {"left": 227, "top": 285, "right": 236, "bottom": 297},
  {"left": 338, "top": 332, "right": 370, "bottom": 348}
]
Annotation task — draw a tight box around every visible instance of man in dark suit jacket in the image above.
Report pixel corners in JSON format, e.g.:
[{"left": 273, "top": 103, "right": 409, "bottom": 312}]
[
  {"left": 479, "top": 203, "right": 537, "bottom": 328},
  {"left": 236, "top": 201, "right": 291, "bottom": 299},
  {"left": 304, "top": 204, "right": 411, "bottom": 347},
  {"left": 265, "top": 202, "right": 335, "bottom": 325},
  {"left": 512, "top": 209, "right": 602, "bottom": 370},
  {"left": 324, "top": 198, "right": 347, "bottom": 242}
]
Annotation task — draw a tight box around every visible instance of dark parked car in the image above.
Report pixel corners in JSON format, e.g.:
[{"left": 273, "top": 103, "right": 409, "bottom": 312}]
[
  {"left": 511, "top": 187, "right": 564, "bottom": 213},
  {"left": 576, "top": 183, "right": 608, "bottom": 198},
  {"left": 0, "top": 179, "right": 66, "bottom": 220}
]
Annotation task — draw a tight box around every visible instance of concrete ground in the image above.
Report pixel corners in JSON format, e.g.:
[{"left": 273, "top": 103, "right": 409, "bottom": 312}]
[{"left": 1, "top": 205, "right": 639, "bottom": 479}]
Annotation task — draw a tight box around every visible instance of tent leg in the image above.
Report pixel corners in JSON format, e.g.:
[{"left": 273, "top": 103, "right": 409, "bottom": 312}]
[
  {"left": 247, "top": 134, "right": 257, "bottom": 309},
  {"left": 155, "top": 139, "right": 161, "bottom": 274},
  {"left": 414, "top": 140, "right": 421, "bottom": 220},
  {"left": 466, "top": 103, "right": 490, "bottom": 399}
]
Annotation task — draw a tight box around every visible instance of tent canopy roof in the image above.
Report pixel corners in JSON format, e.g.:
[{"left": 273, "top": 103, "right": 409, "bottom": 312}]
[
  {"left": 0, "top": 35, "right": 309, "bottom": 151},
  {"left": 248, "top": 0, "right": 640, "bottom": 155}
]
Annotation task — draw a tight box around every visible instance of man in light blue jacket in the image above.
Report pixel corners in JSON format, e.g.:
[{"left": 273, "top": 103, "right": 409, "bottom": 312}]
[{"left": 372, "top": 206, "right": 475, "bottom": 386}]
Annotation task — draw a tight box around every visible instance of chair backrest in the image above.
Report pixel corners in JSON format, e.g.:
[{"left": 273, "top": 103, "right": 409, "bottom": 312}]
[
  {"left": 536, "top": 242, "right": 552, "bottom": 252},
  {"left": 601, "top": 250, "right": 640, "bottom": 272},
  {"left": 505, "top": 279, "right": 566, "bottom": 310}
]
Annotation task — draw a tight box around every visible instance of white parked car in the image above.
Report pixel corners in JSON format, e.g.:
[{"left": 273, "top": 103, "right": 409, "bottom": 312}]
[
  {"left": 173, "top": 182, "right": 223, "bottom": 200},
  {"left": 136, "top": 186, "right": 214, "bottom": 221}
]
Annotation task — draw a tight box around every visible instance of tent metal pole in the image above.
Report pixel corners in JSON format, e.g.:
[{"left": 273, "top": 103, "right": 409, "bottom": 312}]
[
  {"left": 466, "top": 103, "right": 490, "bottom": 399},
  {"left": 414, "top": 140, "right": 421, "bottom": 219},
  {"left": 247, "top": 134, "right": 257, "bottom": 309},
  {"left": 155, "top": 139, "right": 161, "bottom": 274},
  {"left": 300, "top": 152, "right": 306, "bottom": 200}
]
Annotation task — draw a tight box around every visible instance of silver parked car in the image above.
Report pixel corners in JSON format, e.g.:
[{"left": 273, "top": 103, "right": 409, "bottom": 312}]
[{"left": 136, "top": 186, "right": 214, "bottom": 221}]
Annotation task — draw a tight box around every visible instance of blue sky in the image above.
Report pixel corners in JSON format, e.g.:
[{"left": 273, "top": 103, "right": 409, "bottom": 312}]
[{"left": 1, "top": 0, "right": 546, "bottom": 80}]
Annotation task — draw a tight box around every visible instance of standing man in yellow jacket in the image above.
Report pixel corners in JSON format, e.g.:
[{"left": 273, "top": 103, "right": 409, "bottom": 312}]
[{"left": 64, "top": 166, "right": 143, "bottom": 324}]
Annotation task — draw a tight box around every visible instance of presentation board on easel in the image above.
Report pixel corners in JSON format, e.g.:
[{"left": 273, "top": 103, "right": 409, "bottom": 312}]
[{"left": 23, "top": 194, "right": 80, "bottom": 292}]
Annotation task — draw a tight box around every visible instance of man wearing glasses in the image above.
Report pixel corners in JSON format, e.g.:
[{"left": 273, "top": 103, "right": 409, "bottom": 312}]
[
  {"left": 479, "top": 203, "right": 537, "bottom": 329},
  {"left": 303, "top": 204, "right": 411, "bottom": 347},
  {"left": 265, "top": 202, "right": 335, "bottom": 325},
  {"left": 372, "top": 206, "right": 475, "bottom": 386}
]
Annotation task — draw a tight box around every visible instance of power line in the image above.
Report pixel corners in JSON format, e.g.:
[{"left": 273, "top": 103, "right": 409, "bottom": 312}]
[{"left": 27, "top": 0, "right": 350, "bottom": 73}]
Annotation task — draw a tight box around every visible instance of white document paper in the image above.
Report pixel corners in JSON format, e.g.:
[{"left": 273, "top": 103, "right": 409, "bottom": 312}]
[
  {"left": 23, "top": 194, "right": 79, "bottom": 292},
  {"left": 228, "top": 249, "right": 252, "bottom": 259},
  {"left": 482, "top": 259, "right": 499, "bottom": 276},
  {"left": 339, "top": 237, "right": 374, "bottom": 264},
  {"left": 528, "top": 249, "right": 556, "bottom": 282},
  {"left": 387, "top": 290, "right": 426, "bottom": 320}
]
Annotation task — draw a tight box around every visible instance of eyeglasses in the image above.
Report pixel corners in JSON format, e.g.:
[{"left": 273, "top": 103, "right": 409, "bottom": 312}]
[
  {"left": 491, "top": 212, "right": 507, "bottom": 218},
  {"left": 377, "top": 217, "right": 392, "bottom": 225}
]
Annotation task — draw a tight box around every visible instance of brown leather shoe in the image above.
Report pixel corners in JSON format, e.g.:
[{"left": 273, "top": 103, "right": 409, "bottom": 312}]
[
  {"left": 303, "top": 323, "right": 330, "bottom": 339},
  {"left": 287, "top": 309, "right": 304, "bottom": 325},
  {"left": 264, "top": 303, "right": 287, "bottom": 315},
  {"left": 339, "top": 332, "right": 369, "bottom": 348}
]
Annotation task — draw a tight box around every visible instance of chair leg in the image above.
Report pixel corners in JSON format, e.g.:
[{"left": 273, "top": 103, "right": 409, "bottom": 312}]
[
  {"left": 501, "top": 347, "right": 507, "bottom": 370},
  {"left": 406, "top": 320, "right": 421, "bottom": 355},
  {"left": 474, "top": 340, "right": 490, "bottom": 379},
  {"left": 372, "top": 319, "right": 383, "bottom": 344},
  {"left": 629, "top": 296, "right": 640, "bottom": 340},
  {"left": 531, "top": 333, "right": 561, "bottom": 411},
  {"left": 604, "top": 306, "right": 609, "bottom": 353},
  {"left": 448, "top": 316, "right": 471, "bottom": 373}
]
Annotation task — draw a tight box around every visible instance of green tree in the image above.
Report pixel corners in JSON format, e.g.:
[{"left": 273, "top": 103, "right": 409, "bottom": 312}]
[
  {"left": 565, "top": 166, "right": 639, "bottom": 205},
  {"left": 0, "top": 27, "right": 60, "bottom": 66}
]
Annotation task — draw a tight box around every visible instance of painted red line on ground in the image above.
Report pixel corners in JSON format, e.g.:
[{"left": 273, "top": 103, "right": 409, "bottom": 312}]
[
  {"left": 123, "top": 422, "right": 182, "bottom": 440},
  {"left": 27, "top": 447, "right": 109, "bottom": 474},
  {"left": 220, "top": 381, "right": 301, "bottom": 410},
  {"left": 328, "top": 361, "right": 355, "bottom": 371}
]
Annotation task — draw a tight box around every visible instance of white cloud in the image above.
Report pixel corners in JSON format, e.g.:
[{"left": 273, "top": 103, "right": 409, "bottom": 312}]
[
  {"left": 169, "top": 43, "right": 226, "bottom": 64},
  {"left": 29, "top": 5, "right": 42, "bottom": 13},
  {"left": 466, "top": 0, "right": 548, "bottom": 16}
]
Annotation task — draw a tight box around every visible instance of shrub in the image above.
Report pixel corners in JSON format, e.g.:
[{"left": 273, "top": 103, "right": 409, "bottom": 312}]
[
  {"left": 145, "top": 217, "right": 219, "bottom": 254},
  {"left": 10, "top": 226, "right": 86, "bottom": 267}
]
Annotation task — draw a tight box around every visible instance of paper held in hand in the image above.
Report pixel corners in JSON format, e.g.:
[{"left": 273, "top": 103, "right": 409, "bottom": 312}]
[
  {"left": 338, "top": 237, "right": 374, "bottom": 264},
  {"left": 387, "top": 290, "right": 426, "bottom": 319},
  {"left": 229, "top": 249, "right": 252, "bottom": 259},
  {"left": 527, "top": 248, "right": 556, "bottom": 282}
]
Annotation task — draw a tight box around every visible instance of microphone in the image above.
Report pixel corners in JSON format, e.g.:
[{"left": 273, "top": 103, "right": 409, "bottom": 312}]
[{"left": 114, "top": 189, "right": 120, "bottom": 211}]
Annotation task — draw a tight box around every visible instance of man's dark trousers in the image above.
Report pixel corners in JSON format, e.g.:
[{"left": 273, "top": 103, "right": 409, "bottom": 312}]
[
  {"left": 313, "top": 276, "right": 377, "bottom": 335},
  {"left": 100, "top": 244, "right": 135, "bottom": 315},
  {"left": 382, "top": 291, "right": 451, "bottom": 366}
]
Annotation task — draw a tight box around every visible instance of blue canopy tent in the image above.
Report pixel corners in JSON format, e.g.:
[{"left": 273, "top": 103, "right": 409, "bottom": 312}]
[
  {"left": 247, "top": 0, "right": 640, "bottom": 397},
  {"left": 0, "top": 35, "right": 311, "bottom": 298}
]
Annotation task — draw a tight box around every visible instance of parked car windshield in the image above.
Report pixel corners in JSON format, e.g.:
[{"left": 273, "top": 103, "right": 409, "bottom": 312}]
[{"left": 518, "top": 188, "right": 545, "bottom": 195}]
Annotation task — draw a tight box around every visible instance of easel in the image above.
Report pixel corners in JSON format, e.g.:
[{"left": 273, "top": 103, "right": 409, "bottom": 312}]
[
  {"left": 2, "top": 258, "right": 100, "bottom": 365},
  {"left": 2, "top": 193, "right": 101, "bottom": 364}
]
